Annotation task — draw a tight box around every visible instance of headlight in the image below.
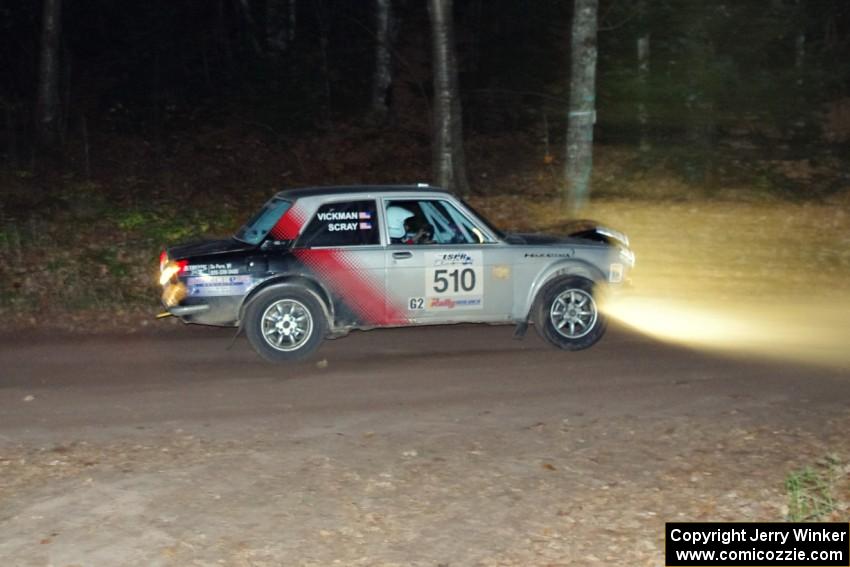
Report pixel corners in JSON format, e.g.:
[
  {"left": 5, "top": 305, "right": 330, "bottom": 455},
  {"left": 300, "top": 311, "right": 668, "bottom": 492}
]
[
  {"left": 597, "top": 227, "right": 629, "bottom": 248},
  {"left": 619, "top": 247, "right": 636, "bottom": 268}
]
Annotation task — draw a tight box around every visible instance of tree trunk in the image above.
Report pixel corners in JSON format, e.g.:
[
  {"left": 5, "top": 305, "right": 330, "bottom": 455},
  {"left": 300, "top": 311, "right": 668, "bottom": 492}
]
[
  {"left": 370, "top": 0, "right": 394, "bottom": 121},
  {"left": 313, "top": 0, "right": 332, "bottom": 127},
  {"left": 428, "top": 0, "right": 469, "bottom": 196},
  {"left": 288, "top": 0, "right": 297, "bottom": 45},
  {"left": 217, "top": 0, "right": 234, "bottom": 73},
  {"left": 266, "top": 0, "right": 296, "bottom": 53},
  {"left": 683, "top": 15, "right": 716, "bottom": 186},
  {"left": 267, "top": 0, "right": 289, "bottom": 52},
  {"left": 5, "top": 104, "right": 18, "bottom": 166},
  {"left": 636, "top": 0, "right": 650, "bottom": 152},
  {"left": 237, "top": 0, "right": 263, "bottom": 56},
  {"left": 35, "top": 0, "right": 62, "bottom": 151},
  {"left": 564, "top": 0, "right": 598, "bottom": 212}
]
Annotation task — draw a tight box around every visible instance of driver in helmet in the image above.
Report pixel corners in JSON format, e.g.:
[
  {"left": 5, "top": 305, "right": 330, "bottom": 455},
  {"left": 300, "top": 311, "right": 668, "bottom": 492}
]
[
  {"left": 386, "top": 205, "right": 434, "bottom": 245},
  {"left": 387, "top": 205, "right": 415, "bottom": 243},
  {"left": 403, "top": 216, "right": 435, "bottom": 245}
]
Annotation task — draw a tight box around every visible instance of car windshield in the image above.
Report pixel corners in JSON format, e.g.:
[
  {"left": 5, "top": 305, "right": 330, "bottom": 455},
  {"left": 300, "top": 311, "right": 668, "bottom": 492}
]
[
  {"left": 460, "top": 198, "right": 505, "bottom": 239},
  {"left": 234, "top": 197, "right": 292, "bottom": 244}
]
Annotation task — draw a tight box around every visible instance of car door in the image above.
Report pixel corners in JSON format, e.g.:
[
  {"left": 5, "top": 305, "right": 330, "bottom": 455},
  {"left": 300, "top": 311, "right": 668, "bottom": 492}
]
[
  {"left": 382, "top": 197, "right": 513, "bottom": 324},
  {"left": 293, "top": 198, "right": 390, "bottom": 327}
]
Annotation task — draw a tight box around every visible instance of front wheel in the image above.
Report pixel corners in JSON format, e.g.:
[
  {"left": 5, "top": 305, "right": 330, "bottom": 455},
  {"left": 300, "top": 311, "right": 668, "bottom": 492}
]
[
  {"left": 244, "top": 288, "right": 327, "bottom": 362},
  {"left": 533, "top": 276, "right": 607, "bottom": 351}
]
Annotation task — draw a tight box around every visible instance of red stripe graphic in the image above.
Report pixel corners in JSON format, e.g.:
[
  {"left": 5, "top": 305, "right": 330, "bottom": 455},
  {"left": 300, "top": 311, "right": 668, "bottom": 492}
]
[
  {"left": 294, "top": 249, "right": 407, "bottom": 326},
  {"left": 269, "top": 203, "right": 307, "bottom": 241}
]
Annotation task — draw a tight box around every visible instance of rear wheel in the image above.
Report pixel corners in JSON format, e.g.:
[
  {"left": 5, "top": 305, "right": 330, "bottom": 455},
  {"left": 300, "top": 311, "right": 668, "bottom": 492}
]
[
  {"left": 245, "top": 288, "right": 327, "bottom": 362},
  {"left": 533, "top": 276, "right": 607, "bottom": 350}
]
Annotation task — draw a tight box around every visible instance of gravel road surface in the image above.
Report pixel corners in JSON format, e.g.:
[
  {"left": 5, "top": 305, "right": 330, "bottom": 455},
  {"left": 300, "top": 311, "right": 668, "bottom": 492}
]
[{"left": 1, "top": 324, "right": 848, "bottom": 566}]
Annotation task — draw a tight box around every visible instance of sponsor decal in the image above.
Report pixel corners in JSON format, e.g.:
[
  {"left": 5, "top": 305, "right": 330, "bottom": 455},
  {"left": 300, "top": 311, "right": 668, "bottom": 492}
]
[
  {"left": 187, "top": 275, "right": 252, "bottom": 296},
  {"left": 185, "top": 262, "right": 240, "bottom": 276},
  {"left": 428, "top": 297, "right": 483, "bottom": 310},
  {"left": 433, "top": 251, "right": 475, "bottom": 266},
  {"left": 609, "top": 263, "right": 624, "bottom": 283},
  {"left": 492, "top": 265, "right": 511, "bottom": 280},
  {"left": 523, "top": 250, "right": 575, "bottom": 258}
]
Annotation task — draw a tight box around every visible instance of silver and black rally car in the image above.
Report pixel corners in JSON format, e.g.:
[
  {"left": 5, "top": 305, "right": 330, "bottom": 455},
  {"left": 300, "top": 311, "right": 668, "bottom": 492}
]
[{"left": 158, "top": 185, "right": 635, "bottom": 362}]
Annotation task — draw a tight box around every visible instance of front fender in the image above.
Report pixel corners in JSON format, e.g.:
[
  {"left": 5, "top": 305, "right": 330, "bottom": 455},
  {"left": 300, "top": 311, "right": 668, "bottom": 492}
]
[{"left": 517, "top": 259, "right": 607, "bottom": 321}]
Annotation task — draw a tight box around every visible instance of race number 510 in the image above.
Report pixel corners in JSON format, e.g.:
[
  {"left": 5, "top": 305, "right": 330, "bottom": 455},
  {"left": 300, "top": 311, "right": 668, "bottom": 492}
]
[
  {"left": 432, "top": 267, "right": 476, "bottom": 294},
  {"left": 425, "top": 250, "right": 484, "bottom": 299}
]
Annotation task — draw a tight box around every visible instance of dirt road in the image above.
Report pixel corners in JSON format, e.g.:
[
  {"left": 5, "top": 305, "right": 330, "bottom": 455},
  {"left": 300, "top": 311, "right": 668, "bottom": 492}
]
[{"left": 1, "top": 325, "right": 849, "bottom": 566}]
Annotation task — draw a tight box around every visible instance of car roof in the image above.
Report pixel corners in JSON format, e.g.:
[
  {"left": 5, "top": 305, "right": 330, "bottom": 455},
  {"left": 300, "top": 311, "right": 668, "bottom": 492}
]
[{"left": 274, "top": 184, "right": 450, "bottom": 200}]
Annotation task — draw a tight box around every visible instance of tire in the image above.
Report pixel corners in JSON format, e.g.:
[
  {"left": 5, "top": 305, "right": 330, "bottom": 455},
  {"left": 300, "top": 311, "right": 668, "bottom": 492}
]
[
  {"left": 533, "top": 276, "right": 607, "bottom": 351},
  {"left": 244, "top": 287, "right": 327, "bottom": 362}
]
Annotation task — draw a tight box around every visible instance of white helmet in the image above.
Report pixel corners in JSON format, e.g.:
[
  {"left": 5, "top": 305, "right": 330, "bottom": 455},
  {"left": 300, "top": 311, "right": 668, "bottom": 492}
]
[{"left": 386, "top": 206, "right": 414, "bottom": 239}]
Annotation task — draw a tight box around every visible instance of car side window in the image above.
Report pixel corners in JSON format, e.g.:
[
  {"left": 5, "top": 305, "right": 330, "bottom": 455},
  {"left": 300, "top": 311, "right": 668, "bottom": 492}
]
[
  {"left": 385, "top": 199, "right": 492, "bottom": 245},
  {"left": 298, "top": 200, "right": 379, "bottom": 247}
]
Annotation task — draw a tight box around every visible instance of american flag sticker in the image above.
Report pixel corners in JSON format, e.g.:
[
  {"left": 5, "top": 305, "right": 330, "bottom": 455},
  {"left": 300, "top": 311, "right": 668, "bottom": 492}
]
[
  {"left": 359, "top": 211, "right": 372, "bottom": 220},
  {"left": 359, "top": 222, "right": 372, "bottom": 230}
]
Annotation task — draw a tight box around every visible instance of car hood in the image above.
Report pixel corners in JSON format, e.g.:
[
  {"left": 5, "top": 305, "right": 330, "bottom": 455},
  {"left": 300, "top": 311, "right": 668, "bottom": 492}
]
[
  {"left": 167, "top": 238, "right": 257, "bottom": 260},
  {"left": 503, "top": 232, "right": 574, "bottom": 245},
  {"left": 504, "top": 220, "right": 629, "bottom": 248}
]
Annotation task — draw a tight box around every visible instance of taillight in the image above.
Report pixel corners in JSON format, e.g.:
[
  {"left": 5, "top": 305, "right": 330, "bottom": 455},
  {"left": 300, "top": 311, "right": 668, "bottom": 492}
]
[
  {"left": 159, "top": 250, "right": 168, "bottom": 272},
  {"left": 159, "top": 259, "right": 188, "bottom": 286}
]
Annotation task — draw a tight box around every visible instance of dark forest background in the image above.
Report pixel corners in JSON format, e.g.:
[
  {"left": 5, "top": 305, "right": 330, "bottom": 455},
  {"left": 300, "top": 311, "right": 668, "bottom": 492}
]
[
  {"left": 1, "top": 0, "right": 849, "bottom": 322},
  {"left": 3, "top": 1, "right": 849, "bottom": 187}
]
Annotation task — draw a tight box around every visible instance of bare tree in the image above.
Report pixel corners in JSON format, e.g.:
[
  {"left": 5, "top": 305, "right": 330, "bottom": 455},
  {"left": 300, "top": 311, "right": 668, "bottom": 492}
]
[
  {"left": 312, "top": 0, "right": 333, "bottom": 126},
  {"left": 636, "top": 0, "right": 650, "bottom": 152},
  {"left": 288, "top": 0, "right": 297, "bottom": 46},
  {"left": 682, "top": 7, "right": 716, "bottom": 185},
  {"left": 370, "top": 0, "right": 395, "bottom": 121},
  {"left": 267, "top": 0, "right": 297, "bottom": 53},
  {"left": 35, "top": 0, "right": 62, "bottom": 150},
  {"left": 236, "top": 0, "right": 263, "bottom": 56},
  {"left": 564, "top": 0, "right": 598, "bottom": 212},
  {"left": 428, "top": 0, "right": 469, "bottom": 196}
]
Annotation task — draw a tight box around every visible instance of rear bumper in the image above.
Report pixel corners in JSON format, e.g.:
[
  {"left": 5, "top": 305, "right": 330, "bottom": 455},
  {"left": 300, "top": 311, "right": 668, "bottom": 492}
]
[
  {"left": 159, "top": 278, "right": 239, "bottom": 326},
  {"left": 168, "top": 304, "right": 211, "bottom": 316}
]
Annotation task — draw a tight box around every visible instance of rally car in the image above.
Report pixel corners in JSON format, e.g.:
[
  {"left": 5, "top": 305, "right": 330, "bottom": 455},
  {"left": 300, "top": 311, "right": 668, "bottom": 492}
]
[{"left": 158, "top": 185, "right": 635, "bottom": 362}]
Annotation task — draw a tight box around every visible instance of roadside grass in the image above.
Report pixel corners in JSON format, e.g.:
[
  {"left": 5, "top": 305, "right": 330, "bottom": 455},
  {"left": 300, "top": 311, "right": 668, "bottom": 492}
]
[
  {"left": 785, "top": 456, "right": 844, "bottom": 522},
  {"left": 0, "top": 182, "right": 242, "bottom": 329}
]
